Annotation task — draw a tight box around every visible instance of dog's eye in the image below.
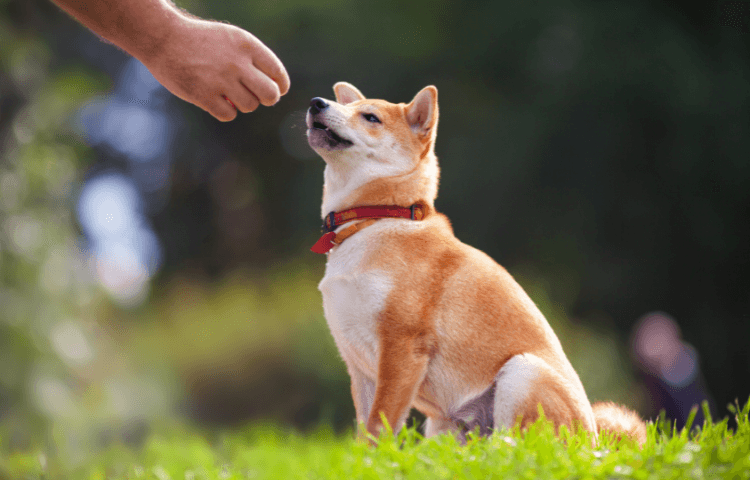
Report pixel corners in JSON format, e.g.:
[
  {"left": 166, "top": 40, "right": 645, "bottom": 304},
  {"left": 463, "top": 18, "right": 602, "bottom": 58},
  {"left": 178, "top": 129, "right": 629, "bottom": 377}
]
[{"left": 362, "top": 113, "right": 381, "bottom": 123}]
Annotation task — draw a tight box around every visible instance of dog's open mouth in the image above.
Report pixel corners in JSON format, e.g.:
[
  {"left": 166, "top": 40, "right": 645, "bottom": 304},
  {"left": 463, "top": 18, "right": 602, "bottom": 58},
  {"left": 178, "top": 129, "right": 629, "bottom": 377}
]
[{"left": 308, "top": 119, "right": 353, "bottom": 149}]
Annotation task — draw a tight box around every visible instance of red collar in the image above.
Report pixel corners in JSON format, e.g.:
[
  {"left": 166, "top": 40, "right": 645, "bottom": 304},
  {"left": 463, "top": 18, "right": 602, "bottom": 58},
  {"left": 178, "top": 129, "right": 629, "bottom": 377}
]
[{"left": 311, "top": 204, "right": 426, "bottom": 254}]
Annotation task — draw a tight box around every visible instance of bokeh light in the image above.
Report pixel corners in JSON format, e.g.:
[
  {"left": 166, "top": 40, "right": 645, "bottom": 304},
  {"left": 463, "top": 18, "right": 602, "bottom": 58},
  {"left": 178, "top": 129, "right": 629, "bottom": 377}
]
[
  {"left": 74, "top": 58, "right": 179, "bottom": 306},
  {"left": 77, "top": 173, "right": 162, "bottom": 306}
]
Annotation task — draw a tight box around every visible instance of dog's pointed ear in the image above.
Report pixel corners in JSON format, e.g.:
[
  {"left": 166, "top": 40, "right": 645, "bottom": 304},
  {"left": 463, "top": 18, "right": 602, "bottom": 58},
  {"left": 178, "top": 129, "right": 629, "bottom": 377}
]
[
  {"left": 406, "top": 86, "right": 438, "bottom": 137},
  {"left": 334, "top": 82, "right": 365, "bottom": 105}
]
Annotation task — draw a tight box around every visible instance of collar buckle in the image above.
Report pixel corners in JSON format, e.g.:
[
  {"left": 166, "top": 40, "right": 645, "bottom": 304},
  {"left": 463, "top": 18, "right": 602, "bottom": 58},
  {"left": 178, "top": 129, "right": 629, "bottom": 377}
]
[{"left": 322, "top": 211, "right": 336, "bottom": 233}]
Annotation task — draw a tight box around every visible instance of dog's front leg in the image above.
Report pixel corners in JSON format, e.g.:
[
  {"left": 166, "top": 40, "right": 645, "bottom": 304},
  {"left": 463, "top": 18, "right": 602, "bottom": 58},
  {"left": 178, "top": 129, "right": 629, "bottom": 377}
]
[
  {"left": 366, "top": 332, "right": 432, "bottom": 439},
  {"left": 348, "top": 365, "right": 375, "bottom": 429}
]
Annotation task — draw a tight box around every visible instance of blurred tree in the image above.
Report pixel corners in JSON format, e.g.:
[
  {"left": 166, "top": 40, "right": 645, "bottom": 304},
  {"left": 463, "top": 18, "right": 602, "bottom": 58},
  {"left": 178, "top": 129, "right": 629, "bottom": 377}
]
[
  {"left": 1, "top": 0, "right": 100, "bottom": 442},
  {"left": 1, "top": 1, "right": 175, "bottom": 461}
]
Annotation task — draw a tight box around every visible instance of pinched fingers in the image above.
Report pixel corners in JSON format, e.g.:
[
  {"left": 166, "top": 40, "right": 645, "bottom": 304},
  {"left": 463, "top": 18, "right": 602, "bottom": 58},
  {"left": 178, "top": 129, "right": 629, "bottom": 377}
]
[
  {"left": 253, "top": 50, "right": 290, "bottom": 97},
  {"left": 240, "top": 64, "right": 281, "bottom": 107},
  {"left": 239, "top": 33, "right": 290, "bottom": 97},
  {"left": 149, "top": 19, "right": 289, "bottom": 120},
  {"left": 210, "top": 33, "right": 287, "bottom": 116},
  {"left": 225, "top": 83, "right": 261, "bottom": 113}
]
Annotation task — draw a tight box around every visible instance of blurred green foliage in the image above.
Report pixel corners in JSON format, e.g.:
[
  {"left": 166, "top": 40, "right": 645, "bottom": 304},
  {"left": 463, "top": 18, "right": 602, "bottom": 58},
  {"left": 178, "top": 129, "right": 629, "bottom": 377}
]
[
  {"left": 119, "top": 262, "right": 353, "bottom": 429},
  {"left": 1, "top": 12, "right": 110, "bottom": 442}
]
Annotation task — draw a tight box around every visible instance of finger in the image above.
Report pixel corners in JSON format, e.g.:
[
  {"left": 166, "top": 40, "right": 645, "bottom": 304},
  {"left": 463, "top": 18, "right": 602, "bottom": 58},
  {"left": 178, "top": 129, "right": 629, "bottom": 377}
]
[
  {"left": 240, "top": 65, "right": 281, "bottom": 107},
  {"left": 222, "top": 95, "right": 236, "bottom": 110},
  {"left": 226, "top": 84, "right": 260, "bottom": 113},
  {"left": 240, "top": 37, "right": 290, "bottom": 96},
  {"left": 208, "top": 96, "right": 238, "bottom": 122}
]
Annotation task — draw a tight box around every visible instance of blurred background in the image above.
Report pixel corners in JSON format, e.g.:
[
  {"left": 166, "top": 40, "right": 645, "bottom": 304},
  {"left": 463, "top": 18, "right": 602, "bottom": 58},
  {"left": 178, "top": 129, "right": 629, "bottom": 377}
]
[{"left": 1, "top": 0, "right": 748, "bottom": 466}]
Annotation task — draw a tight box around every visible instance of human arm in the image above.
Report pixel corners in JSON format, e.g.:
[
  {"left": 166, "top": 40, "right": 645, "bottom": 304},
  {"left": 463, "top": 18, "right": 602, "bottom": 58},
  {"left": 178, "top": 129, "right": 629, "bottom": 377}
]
[{"left": 51, "top": 0, "right": 290, "bottom": 121}]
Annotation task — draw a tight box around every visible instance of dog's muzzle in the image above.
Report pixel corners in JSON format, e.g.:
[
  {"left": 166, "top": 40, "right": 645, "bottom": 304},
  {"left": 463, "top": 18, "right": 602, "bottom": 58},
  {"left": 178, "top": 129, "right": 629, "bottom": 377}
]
[{"left": 307, "top": 98, "right": 353, "bottom": 149}]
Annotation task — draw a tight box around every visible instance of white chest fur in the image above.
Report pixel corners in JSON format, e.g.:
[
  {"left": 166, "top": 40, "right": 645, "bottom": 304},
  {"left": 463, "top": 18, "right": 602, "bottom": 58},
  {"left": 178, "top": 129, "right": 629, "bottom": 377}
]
[{"left": 317, "top": 222, "right": 394, "bottom": 378}]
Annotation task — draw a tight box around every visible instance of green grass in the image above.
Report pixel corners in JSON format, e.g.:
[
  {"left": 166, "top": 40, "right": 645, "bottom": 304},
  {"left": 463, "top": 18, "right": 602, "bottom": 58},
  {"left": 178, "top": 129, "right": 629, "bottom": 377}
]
[{"left": 2, "top": 399, "right": 749, "bottom": 480}]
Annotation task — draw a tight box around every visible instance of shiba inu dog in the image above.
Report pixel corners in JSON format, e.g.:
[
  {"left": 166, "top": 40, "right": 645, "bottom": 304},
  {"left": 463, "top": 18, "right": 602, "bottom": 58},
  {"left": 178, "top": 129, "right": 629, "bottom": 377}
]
[{"left": 306, "top": 82, "right": 647, "bottom": 445}]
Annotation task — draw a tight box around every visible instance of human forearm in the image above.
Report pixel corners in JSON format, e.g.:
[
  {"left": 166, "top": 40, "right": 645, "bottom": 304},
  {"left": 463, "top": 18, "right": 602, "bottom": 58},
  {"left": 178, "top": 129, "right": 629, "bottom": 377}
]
[
  {"left": 51, "top": 0, "right": 290, "bottom": 121},
  {"left": 50, "top": 0, "right": 183, "bottom": 61}
]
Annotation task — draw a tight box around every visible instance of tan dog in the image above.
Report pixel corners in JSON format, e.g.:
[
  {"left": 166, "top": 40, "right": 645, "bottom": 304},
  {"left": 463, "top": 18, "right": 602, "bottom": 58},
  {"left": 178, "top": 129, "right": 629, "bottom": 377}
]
[{"left": 306, "top": 82, "right": 647, "bottom": 445}]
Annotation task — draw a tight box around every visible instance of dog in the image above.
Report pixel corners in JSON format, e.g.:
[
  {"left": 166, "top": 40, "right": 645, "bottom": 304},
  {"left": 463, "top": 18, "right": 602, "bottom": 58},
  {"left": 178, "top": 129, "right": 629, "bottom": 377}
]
[{"left": 306, "top": 82, "right": 647, "bottom": 445}]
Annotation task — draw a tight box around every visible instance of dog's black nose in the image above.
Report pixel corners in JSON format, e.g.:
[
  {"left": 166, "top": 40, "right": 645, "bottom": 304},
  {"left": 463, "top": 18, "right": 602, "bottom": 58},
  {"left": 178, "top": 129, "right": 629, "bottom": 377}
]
[{"left": 309, "top": 97, "right": 329, "bottom": 115}]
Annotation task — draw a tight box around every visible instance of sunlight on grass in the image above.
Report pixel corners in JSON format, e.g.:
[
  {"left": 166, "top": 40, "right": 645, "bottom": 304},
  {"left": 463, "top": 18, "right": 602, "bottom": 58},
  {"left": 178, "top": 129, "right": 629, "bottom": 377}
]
[{"left": 2, "top": 397, "right": 749, "bottom": 479}]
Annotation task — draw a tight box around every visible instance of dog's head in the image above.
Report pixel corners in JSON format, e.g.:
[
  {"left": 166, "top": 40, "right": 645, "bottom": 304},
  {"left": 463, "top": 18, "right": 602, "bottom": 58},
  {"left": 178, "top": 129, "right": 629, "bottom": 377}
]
[
  {"left": 306, "top": 82, "right": 438, "bottom": 162},
  {"left": 307, "top": 83, "right": 440, "bottom": 214}
]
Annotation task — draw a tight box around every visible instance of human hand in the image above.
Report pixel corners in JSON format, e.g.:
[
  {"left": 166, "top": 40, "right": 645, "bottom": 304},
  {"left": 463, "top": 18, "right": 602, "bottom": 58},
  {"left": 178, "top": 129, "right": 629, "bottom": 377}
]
[{"left": 141, "top": 15, "right": 290, "bottom": 121}]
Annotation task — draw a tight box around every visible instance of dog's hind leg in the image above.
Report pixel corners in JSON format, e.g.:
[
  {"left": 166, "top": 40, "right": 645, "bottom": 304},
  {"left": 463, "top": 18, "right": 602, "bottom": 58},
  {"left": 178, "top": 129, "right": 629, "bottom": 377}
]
[{"left": 493, "top": 353, "right": 596, "bottom": 434}]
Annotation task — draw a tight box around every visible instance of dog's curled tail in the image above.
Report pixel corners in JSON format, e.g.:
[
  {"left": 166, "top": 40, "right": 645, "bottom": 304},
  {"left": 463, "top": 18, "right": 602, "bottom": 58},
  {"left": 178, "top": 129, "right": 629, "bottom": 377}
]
[{"left": 592, "top": 401, "right": 648, "bottom": 446}]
